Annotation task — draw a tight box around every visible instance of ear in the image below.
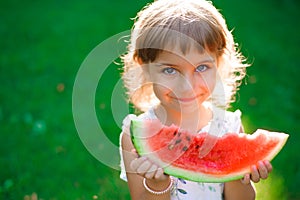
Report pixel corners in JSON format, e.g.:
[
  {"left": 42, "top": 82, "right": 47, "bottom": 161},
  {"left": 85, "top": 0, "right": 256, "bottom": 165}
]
[
  {"left": 215, "top": 56, "right": 222, "bottom": 69},
  {"left": 137, "top": 57, "right": 143, "bottom": 65}
]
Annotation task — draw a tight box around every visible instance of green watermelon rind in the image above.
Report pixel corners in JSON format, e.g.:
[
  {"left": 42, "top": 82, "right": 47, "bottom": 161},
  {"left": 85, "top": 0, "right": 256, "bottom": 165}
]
[{"left": 130, "top": 119, "right": 289, "bottom": 183}]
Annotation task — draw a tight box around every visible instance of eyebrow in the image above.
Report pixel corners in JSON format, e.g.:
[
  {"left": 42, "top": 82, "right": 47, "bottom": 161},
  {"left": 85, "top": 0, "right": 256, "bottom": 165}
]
[
  {"left": 155, "top": 58, "right": 215, "bottom": 67},
  {"left": 155, "top": 63, "right": 175, "bottom": 67}
]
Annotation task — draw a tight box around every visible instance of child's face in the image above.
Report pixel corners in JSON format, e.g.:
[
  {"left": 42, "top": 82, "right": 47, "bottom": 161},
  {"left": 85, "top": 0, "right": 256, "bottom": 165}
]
[{"left": 143, "top": 48, "right": 218, "bottom": 114}]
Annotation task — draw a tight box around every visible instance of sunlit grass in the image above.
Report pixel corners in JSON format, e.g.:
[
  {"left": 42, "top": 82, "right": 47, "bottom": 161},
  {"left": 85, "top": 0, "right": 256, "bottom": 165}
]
[{"left": 255, "top": 171, "right": 287, "bottom": 200}]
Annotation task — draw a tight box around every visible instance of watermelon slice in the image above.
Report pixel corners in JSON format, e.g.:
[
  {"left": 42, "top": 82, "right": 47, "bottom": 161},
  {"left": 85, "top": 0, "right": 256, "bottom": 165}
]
[{"left": 130, "top": 119, "right": 289, "bottom": 182}]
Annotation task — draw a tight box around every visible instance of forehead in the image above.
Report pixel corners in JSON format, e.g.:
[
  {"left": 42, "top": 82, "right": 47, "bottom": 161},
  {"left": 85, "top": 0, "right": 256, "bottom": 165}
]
[{"left": 153, "top": 45, "right": 216, "bottom": 65}]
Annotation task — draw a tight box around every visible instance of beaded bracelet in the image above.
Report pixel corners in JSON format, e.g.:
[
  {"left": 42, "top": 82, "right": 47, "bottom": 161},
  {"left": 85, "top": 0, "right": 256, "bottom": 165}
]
[{"left": 143, "top": 177, "right": 174, "bottom": 195}]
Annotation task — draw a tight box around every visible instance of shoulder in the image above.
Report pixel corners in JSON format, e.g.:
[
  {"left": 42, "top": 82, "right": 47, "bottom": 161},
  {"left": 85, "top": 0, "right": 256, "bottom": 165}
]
[
  {"left": 224, "top": 109, "right": 243, "bottom": 133},
  {"left": 209, "top": 107, "right": 243, "bottom": 134},
  {"left": 120, "top": 130, "right": 133, "bottom": 152},
  {"left": 120, "top": 114, "right": 136, "bottom": 151},
  {"left": 223, "top": 109, "right": 242, "bottom": 125},
  {"left": 212, "top": 107, "right": 242, "bottom": 123}
]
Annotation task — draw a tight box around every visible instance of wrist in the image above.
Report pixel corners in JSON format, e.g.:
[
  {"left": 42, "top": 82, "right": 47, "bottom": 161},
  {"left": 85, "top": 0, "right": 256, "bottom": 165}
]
[{"left": 143, "top": 177, "right": 174, "bottom": 195}]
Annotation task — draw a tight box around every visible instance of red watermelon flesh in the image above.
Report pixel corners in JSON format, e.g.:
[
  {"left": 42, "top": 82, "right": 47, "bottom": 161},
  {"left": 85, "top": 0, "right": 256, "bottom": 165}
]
[{"left": 130, "top": 119, "right": 289, "bottom": 182}]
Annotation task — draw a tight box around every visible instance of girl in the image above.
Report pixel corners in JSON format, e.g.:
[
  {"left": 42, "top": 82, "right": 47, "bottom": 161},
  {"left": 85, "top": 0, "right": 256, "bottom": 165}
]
[{"left": 119, "top": 0, "right": 272, "bottom": 199}]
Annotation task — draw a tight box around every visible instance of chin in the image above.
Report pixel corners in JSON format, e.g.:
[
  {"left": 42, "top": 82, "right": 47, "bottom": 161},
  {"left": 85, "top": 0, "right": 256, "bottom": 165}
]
[
  {"left": 180, "top": 105, "right": 202, "bottom": 114},
  {"left": 173, "top": 101, "right": 204, "bottom": 114}
]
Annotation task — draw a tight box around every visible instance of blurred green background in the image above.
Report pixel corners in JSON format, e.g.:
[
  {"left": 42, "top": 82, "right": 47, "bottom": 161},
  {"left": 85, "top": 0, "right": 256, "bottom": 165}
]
[{"left": 1, "top": 0, "right": 299, "bottom": 199}]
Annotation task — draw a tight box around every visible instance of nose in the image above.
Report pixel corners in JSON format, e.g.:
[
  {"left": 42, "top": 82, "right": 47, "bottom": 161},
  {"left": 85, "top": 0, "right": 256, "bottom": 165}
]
[
  {"left": 179, "top": 73, "right": 205, "bottom": 95},
  {"left": 180, "top": 74, "right": 193, "bottom": 91},
  {"left": 180, "top": 73, "right": 207, "bottom": 92}
]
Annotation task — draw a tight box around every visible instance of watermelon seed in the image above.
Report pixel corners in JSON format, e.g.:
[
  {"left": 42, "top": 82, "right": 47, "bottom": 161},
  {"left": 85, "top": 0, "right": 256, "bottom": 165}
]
[
  {"left": 173, "top": 131, "right": 177, "bottom": 136},
  {"left": 182, "top": 146, "right": 188, "bottom": 151},
  {"left": 175, "top": 139, "right": 182, "bottom": 145},
  {"left": 195, "top": 145, "right": 200, "bottom": 149},
  {"left": 186, "top": 136, "right": 191, "bottom": 141}
]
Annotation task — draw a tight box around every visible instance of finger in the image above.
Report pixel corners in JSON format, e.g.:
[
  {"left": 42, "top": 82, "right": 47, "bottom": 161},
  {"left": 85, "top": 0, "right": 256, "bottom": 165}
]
[
  {"left": 130, "top": 156, "right": 147, "bottom": 171},
  {"left": 154, "top": 167, "right": 169, "bottom": 181},
  {"left": 144, "top": 164, "right": 158, "bottom": 179},
  {"left": 131, "top": 148, "right": 140, "bottom": 158},
  {"left": 263, "top": 160, "right": 273, "bottom": 172},
  {"left": 154, "top": 167, "right": 164, "bottom": 180},
  {"left": 250, "top": 165, "right": 260, "bottom": 183},
  {"left": 258, "top": 161, "right": 268, "bottom": 179},
  {"left": 241, "top": 174, "right": 251, "bottom": 185},
  {"left": 136, "top": 158, "right": 152, "bottom": 175}
]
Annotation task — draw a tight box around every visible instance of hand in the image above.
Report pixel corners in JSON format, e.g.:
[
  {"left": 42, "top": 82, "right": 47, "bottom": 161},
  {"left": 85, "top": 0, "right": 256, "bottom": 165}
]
[
  {"left": 241, "top": 160, "right": 273, "bottom": 184},
  {"left": 130, "top": 149, "right": 169, "bottom": 181}
]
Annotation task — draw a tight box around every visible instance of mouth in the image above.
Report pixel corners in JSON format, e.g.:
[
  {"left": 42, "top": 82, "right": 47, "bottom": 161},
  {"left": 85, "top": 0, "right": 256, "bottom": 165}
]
[{"left": 171, "top": 94, "right": 202, "bottom": 103}]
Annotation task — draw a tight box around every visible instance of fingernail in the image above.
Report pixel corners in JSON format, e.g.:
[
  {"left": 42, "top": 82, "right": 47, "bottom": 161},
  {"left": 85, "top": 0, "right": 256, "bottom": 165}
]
[
  {"left": 258, "top": 161, "right": 262, "bottom": 165},
  {"left": 263, "top": 160, "right": 270, "bottom": 165}
]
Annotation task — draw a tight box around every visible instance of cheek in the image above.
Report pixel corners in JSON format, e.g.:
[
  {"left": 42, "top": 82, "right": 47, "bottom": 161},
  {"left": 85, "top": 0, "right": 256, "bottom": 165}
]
[
  {"left": 208, "top": 69, "right": 218, "bottom": 89},
  {"left": 153, "top": 83, "right": 171, "bottom": 96},
  {"left": 206, "top": 77, "right": 217, "bottom": 93},
  {"left": 197, "top": 72, "right": 217, "bottom": 93},
  {"left": 150, "top": 73, "right": 176, "bottom": 92}
]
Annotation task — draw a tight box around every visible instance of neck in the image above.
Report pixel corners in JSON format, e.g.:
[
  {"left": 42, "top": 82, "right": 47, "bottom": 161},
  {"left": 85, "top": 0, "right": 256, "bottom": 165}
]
[{"left": 154, "top": 104, "right": 213, "bottom": 132}]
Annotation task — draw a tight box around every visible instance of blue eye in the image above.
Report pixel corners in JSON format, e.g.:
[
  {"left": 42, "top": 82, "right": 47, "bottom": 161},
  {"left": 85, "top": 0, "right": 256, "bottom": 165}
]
[
  {"left": 162, "top": 67, "right": 177, "bottom": 75},
  {"left": 195, "top": 65, "right": 208, "bottom": 72}
]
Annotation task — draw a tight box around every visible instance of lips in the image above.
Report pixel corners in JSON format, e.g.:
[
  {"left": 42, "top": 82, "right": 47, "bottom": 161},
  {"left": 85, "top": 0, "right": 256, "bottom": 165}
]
[{"left": 170, "top": 94, "right": 202, "bottom": 103}]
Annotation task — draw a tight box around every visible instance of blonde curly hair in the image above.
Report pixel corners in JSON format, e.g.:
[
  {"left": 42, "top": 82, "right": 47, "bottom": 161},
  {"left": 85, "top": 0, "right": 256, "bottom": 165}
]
[{"left": 121, "top": 0, "right": 248, "bottom": 112}]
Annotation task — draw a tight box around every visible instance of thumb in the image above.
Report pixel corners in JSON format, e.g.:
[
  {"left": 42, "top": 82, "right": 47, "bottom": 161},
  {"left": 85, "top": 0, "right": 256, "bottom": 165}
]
[
  {"left": 241, "top": 174, "right": 251, "bottom": 185},
  {"left": 131, "top": 148, "right": 140, "bottom": 158}
]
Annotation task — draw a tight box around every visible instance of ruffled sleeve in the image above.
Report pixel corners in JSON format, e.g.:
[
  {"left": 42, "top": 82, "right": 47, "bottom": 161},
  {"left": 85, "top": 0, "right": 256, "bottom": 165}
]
[
  {"left": 226, "top": 109, "right": 242, "bottom": 133},
  {"left": 119, "top": 114, "right": 137, "bottom": 181}
]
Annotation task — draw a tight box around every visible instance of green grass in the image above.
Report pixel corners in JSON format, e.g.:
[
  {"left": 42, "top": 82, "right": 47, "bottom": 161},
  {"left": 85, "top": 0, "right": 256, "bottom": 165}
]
[{"left": 1, "top": 0, "right": 299, "bottom": 199}]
